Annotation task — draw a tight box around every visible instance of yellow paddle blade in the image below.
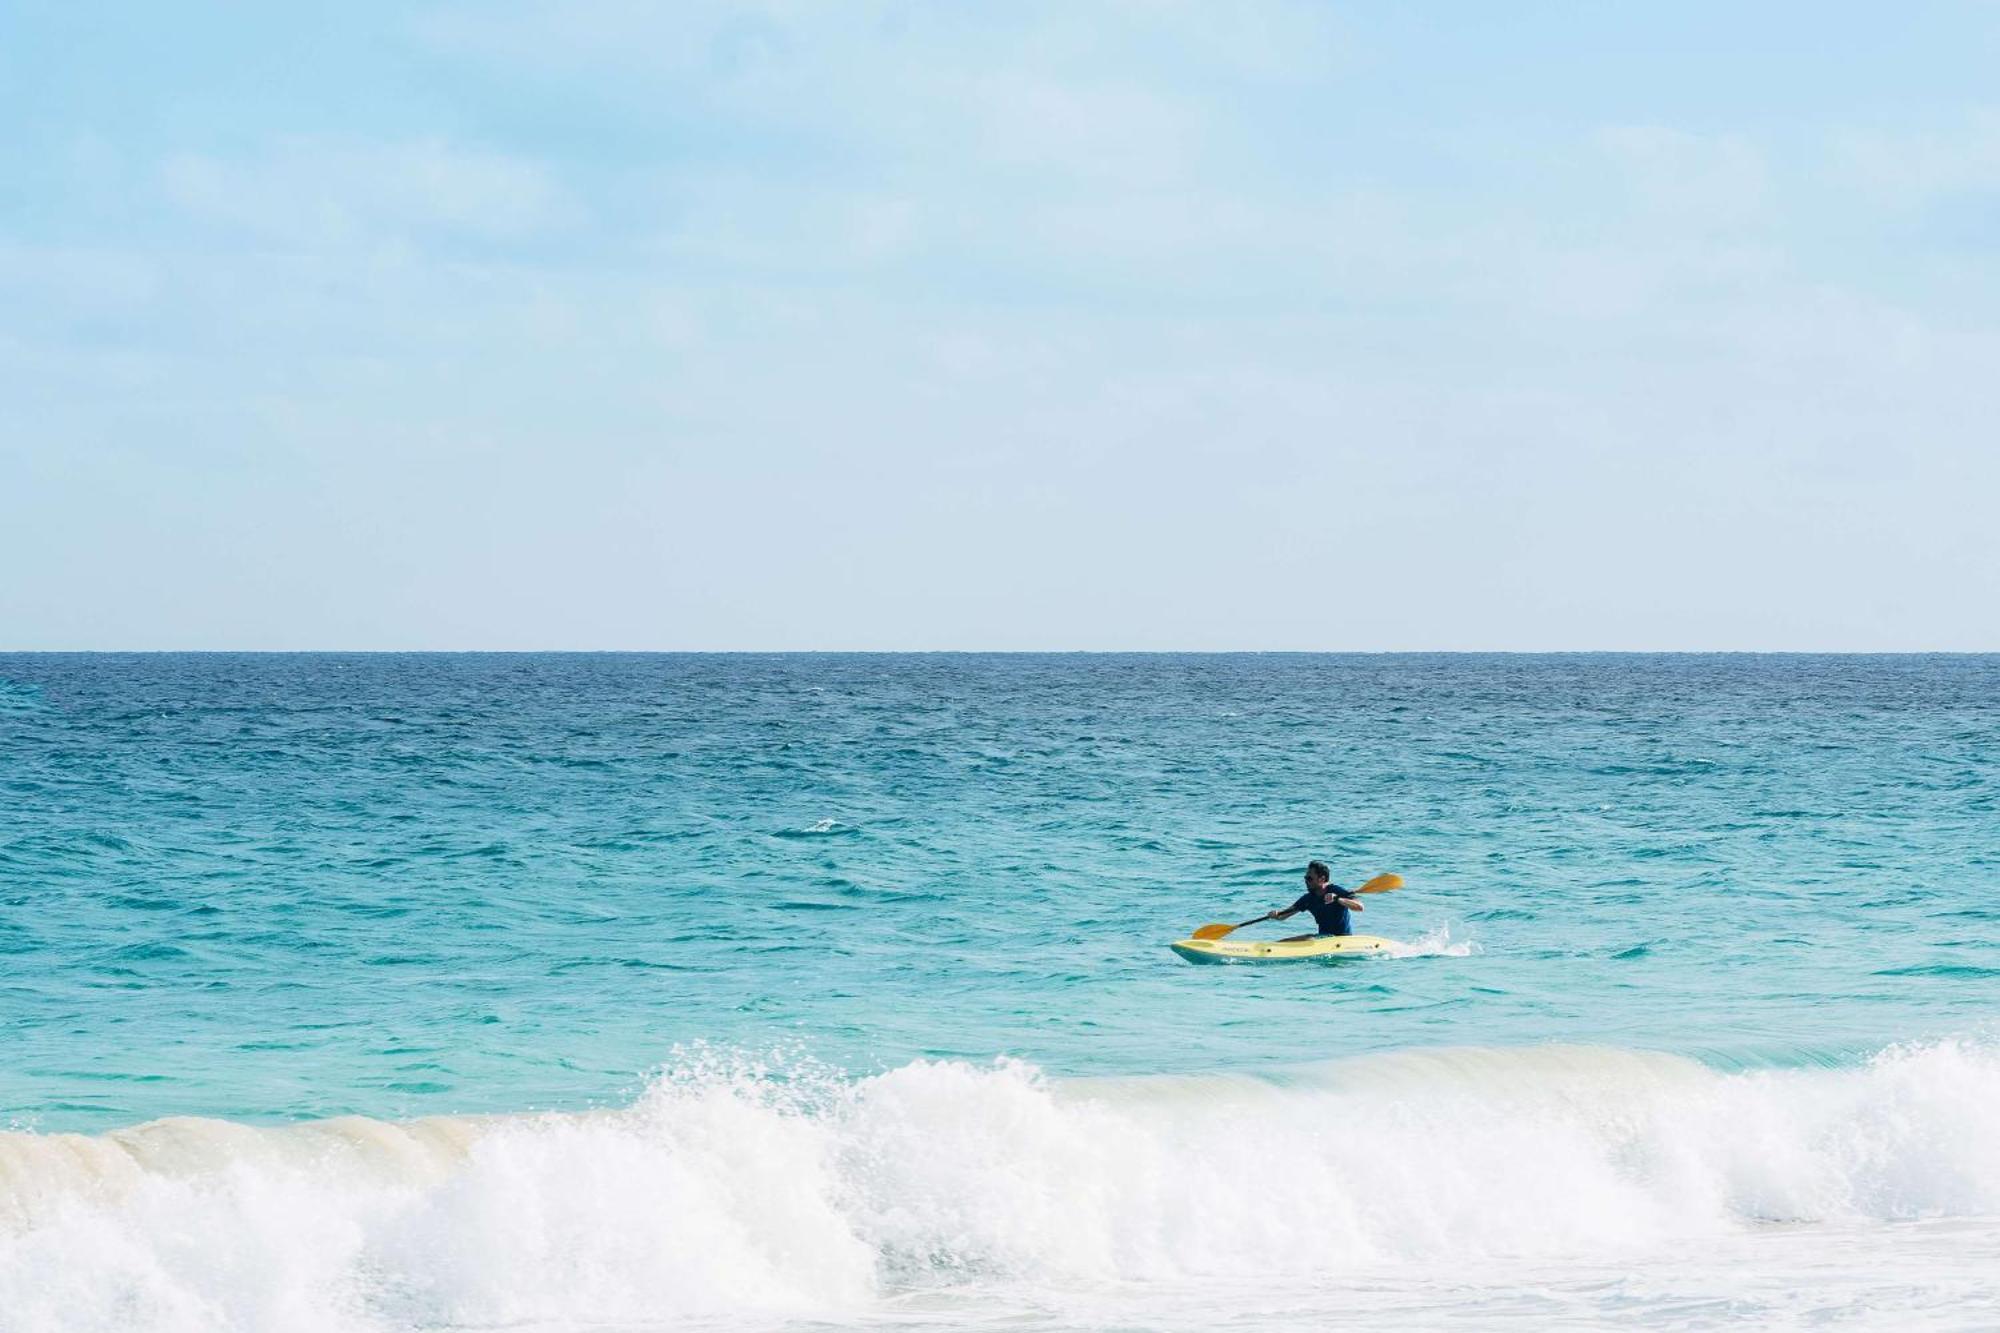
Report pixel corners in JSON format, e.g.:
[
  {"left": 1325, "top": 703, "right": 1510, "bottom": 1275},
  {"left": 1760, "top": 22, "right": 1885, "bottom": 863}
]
[
  {"left": 1356, "top": 872, "right": 1404, "bottom": 894},
  {"left": 1191, "top": 922, "right": 1239, "bottom": 940}
]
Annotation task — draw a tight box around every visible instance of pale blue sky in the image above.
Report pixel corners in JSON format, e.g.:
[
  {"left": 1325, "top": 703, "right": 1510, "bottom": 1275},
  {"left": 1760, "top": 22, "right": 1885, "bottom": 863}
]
[{"left": 4, "top": 2, "right": 1997, "bottom": 649}]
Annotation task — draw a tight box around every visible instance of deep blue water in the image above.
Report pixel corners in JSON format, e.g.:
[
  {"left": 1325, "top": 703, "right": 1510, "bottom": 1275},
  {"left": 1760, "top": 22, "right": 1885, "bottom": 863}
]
[{"left": 2, "top": 653, "right": 1995, "bottom": 1132}]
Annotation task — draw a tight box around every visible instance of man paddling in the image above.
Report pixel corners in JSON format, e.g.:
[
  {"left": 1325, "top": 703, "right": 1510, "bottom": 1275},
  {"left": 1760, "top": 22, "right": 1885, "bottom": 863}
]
[{"left": 1263, "top": 861, "right": 1364, "bottom": 939}]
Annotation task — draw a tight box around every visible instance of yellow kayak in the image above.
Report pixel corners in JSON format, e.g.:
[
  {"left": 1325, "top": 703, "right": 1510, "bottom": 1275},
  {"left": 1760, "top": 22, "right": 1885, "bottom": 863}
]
[{"left": 1170, "top": 933, "right": 1397, "bottom": 965}]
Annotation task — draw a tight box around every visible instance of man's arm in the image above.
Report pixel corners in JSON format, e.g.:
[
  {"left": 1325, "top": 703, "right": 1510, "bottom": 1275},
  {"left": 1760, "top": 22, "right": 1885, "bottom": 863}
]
[
  {"left": 1268, "top": 892, "right": 1313, "bottom": 922},
  {"left": 1337, "top": 892, "right": 1363, "bottom": 913}
]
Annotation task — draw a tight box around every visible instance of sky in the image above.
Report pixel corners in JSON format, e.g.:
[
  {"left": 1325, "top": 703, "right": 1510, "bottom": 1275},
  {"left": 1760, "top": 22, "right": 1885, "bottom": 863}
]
[{"left": 3, "top": 1, "right": 1997, "bottom": 650}]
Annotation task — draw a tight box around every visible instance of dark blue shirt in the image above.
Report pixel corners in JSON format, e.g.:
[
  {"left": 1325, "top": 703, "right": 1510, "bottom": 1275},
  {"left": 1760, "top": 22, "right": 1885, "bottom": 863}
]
[{"left": 1290, "top": 885, "right": 1355, "bottom": 936}]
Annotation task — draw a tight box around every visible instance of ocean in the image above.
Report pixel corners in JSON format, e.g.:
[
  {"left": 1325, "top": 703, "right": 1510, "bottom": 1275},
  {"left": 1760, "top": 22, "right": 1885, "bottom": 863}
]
[{"left": 1, "top": 653, "right": 1995, "bottom": 1331}]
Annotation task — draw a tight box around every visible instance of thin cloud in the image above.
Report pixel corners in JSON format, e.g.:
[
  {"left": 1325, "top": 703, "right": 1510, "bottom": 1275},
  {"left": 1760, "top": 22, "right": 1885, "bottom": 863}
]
[
  {"left": 1596, "top": 125, "right": 1773, "bottom": 231},
  {"left": 160, "top": 137, "right": 576, "bottom": 247},
  {"left": 1837, "top": 109, "right": 2000, "bottom": 205}
]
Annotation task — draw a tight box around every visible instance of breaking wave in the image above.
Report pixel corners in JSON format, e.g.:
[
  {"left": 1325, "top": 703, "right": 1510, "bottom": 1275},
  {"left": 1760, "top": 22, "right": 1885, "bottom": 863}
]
[{"left": 1, "top": 1038, "right": 1997, "bottom": 1331}]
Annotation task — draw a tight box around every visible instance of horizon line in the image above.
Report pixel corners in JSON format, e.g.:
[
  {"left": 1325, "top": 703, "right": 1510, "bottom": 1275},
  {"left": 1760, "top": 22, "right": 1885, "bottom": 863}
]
[{"left": 4, "top": 648, "right": 1996, "bottom": 658}]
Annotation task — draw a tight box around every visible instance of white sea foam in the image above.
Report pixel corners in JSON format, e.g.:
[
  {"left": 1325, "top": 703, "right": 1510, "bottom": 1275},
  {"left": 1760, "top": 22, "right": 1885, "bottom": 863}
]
[
  {"left": 1, "top": 1039, "right": 1997, "bottom": 1331},
  {"left": 1385, "top": 922, "right": 1477, "bottom": 957}
]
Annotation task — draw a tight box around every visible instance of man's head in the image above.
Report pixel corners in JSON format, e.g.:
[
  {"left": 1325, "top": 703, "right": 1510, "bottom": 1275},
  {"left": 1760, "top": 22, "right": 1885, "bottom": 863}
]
[{"left": 1305, "top": 860, "right": 1330, "bottom": 889}]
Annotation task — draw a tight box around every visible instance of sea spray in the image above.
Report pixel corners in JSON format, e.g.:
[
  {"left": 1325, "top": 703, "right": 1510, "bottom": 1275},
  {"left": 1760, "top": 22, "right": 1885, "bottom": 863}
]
[
  {"left": 1386, "top": 923, "right": 1478, "bottom": 958},
  {"left": 1, "top": 1039, "right": 1998, "bottom": 1332}
]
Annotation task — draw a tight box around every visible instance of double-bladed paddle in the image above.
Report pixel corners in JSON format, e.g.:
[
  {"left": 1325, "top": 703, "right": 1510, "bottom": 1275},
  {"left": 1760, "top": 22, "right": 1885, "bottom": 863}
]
[{"left": 1189, "top": 872, "right": 1404, "bottom": 940}]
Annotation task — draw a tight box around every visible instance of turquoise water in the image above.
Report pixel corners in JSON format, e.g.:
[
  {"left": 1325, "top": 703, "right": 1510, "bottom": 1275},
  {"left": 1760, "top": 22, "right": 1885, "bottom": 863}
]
[
  {"left": 5, "top": 653, "right": 1994, "bottom": 1129},
  {"left": 1, "top": 653, "right": 1996, "bottom": 1331}
]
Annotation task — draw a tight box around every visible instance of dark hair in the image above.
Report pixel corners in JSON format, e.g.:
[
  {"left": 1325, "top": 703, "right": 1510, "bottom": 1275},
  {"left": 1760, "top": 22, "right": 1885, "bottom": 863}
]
[{"left": 1305, "top": 860, "right": 1330, "bottom": 881}]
